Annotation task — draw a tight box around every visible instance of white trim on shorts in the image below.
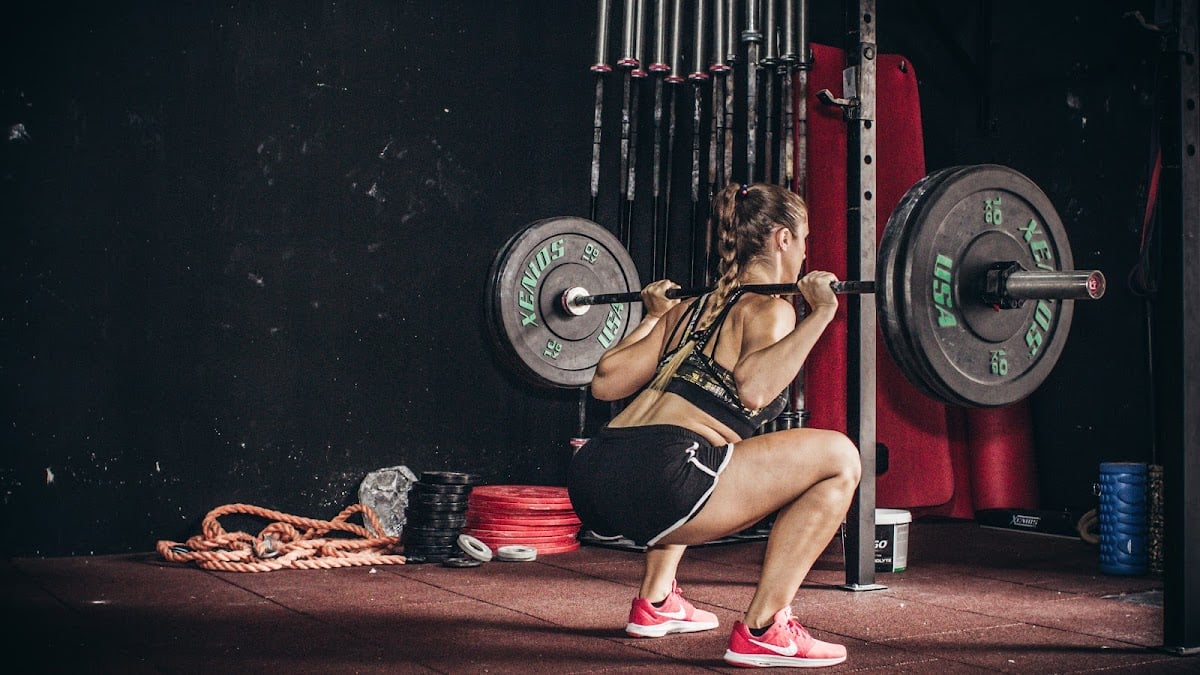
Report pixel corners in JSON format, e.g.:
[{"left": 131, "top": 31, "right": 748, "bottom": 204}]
[{"left": 645, "top": 442, "right": 735, "bottom": 546}]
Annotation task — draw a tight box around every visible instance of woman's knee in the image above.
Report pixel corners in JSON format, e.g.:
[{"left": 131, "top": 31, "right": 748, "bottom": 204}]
[
  {"left": 770, "top": 428, "right": 861, "bottom": 484},
  {"left": 821, "top": 430, "right": 862, "bottom": 487}
]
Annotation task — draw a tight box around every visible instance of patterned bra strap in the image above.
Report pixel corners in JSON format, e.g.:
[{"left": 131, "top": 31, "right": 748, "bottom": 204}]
[{"left": 694, "top": 288, "right": 747, "bottom": 352}]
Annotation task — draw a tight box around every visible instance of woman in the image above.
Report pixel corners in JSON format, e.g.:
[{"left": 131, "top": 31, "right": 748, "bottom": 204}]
[{"left": 567, "top": 182, "right": 861, "bottom": 668}]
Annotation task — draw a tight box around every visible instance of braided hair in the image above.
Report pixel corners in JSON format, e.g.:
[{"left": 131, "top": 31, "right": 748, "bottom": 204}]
[{"left": 649, "top": 182, "right": 808, "bottom": 391}]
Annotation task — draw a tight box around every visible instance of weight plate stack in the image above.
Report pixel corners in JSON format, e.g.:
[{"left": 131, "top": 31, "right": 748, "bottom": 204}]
[
  {"left": 486, "top": 217, "right": 643, "bottom": 389},
  {"left": 878, "top": 166, "right": 962, "bottom": 404},
  {"left": 462, "top": 485, "right": 582, "bottom": 555},
  {"left": 401, "top": 471, "right": 479, "bottom": 563},
  {"left": 878, "top": 164, "right": 1077, "bottom": 408}
]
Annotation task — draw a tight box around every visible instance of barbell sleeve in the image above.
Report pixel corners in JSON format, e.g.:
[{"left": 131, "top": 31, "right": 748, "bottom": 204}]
[
  {"left": 593, "top": 0, "right": 613, "bottom": 72},
  {"left": 1003, "top": 270, "right": 1106, "bottom": 300},
  {"left": 618, "top": 0, "right": 639, "bottom": 68}
]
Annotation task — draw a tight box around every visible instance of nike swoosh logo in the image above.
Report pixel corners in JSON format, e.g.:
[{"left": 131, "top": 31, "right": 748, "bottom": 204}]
[
  {"left": 657, "top": 608, "right": 688, "bottom": 620},
  {"left": 747, "top": 637, "right": 798, "bottom": 656}
]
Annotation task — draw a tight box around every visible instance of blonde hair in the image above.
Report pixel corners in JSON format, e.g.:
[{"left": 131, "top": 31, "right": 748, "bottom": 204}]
[{"left": 649, "top": 182, "right": 808, "bottom": 391}]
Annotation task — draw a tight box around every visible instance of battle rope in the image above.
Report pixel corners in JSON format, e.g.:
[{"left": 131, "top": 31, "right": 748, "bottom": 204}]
[
  {"left": 156, "top": 502, "right": 405, "bottom": 572},
  {"left": 1077, "top": 508, "right": 1100, "bottom": 545}
]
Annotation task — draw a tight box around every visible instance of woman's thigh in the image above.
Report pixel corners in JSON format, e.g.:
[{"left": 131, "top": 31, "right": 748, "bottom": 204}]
[{"left": 657, "top": 427, "right": 860, "bottom": 545}]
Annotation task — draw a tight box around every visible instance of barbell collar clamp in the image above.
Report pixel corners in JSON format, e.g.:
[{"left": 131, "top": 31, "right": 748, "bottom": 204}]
[{"left": 561, "top": 287, "right": 592, "bottom": 317}]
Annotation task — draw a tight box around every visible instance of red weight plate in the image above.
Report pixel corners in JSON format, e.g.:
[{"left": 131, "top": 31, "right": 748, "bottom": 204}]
[
  {"left": 463, "top": 529, "right": 580, "bottom": 544},
  {"left": 472, "top": 536, "right": 580, "bottom": 550},
  {"left": 466, "top": 528, "right": 577, "bottom": 540},
  {"left": 468, "top": 501, "right": 577, "bottom": 514},
  {"left": 486, "top": 540, "right": 581, "bottom": 556},
  {"left": 463, "top": 526, "right": 580, "bottom": 535},
  {"left": 463, "top": 511, "right": 580, "bottom": 528},
  {"left": 466, "top": 514, "right": 581, "bottom": 527},
  {"left": 468, "top": 506, "right": 575, "bottom": 517},
  {"left": 525, "top": 540, "right": 581, "bottom": 555},
  {"left": 470, "top": 485, "right": 572, "bottom": 503},
  {"left": 465, "top": 522, "right": 582, "bottom": 537}
]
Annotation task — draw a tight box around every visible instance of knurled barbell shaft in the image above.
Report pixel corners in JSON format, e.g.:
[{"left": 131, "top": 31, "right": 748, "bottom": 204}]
[{"left": 570, "top": 280, "right": 874, "bottom": 309}]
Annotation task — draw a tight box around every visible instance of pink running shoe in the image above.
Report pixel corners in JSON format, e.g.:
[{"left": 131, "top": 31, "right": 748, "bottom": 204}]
[
  {"left": 624, "top": 580, "right": 720, "bottom": 638},
  {"left": 724, "top": 606, "right": 847, "bottom": 668}
]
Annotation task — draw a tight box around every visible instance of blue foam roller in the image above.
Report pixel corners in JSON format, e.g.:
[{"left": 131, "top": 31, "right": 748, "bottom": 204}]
[{"left": 1097, "top": 462, "right": 1147, "bottom": 575}]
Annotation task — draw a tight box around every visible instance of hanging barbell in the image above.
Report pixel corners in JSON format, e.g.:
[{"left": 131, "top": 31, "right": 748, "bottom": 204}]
[{"left": 485, "top": 165, "right": 1107, "bottom": 407}]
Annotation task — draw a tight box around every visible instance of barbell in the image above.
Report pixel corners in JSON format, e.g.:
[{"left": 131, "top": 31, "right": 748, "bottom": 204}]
[
  {"left": 485, "top": 165, "right": 1107, "bottom": 407},
  {"left": 561, "top": 271, "right": 1103, "bottom": 314}
]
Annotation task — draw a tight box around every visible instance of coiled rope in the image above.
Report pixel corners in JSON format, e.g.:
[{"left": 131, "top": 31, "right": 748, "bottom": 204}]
[
  {"left": 157, "top": 502, "right": 405, "bottom": 572},
  {"left": 1076, "top": 508, "right": 1100, "bottom": 545}
]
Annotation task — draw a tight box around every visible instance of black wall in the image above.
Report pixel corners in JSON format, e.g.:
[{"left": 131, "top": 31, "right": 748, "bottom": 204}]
[{"left": 1, "top": 1, "right": 1165, "bottom": 556}]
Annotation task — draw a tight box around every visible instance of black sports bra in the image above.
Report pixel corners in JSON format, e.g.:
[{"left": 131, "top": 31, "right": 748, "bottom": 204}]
[{"left": 657, "top": 291, "right": 788, "bottom": 438}]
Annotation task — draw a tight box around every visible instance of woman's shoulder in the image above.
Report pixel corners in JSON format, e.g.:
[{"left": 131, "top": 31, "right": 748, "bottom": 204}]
[
  {"left": 735, "top": 291, "right": 796, "bottom": 317},
  {"left": 664, "top": 295, "right": 702, "bottom": 322},
  {"left": 732, "top": 292, "right": 796, "bottom": 334}
]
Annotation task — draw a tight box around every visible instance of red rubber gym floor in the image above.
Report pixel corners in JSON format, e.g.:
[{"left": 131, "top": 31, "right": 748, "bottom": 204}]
[{"left": 3, "top": 519, "right": 1188, "bottom": 673}]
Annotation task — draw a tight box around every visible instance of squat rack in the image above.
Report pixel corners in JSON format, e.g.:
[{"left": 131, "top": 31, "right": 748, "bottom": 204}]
[
  {"left": 1153, "top": 0, "right": 1198, "bottom": 656},
  {"left": 579, "top": 0, "right": 1198, "bottom": 652}
]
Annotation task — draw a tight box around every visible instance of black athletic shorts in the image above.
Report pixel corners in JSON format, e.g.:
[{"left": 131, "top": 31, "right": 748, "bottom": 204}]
[{"left": 566, "top": 424, "right": 734, "bottom": 547}]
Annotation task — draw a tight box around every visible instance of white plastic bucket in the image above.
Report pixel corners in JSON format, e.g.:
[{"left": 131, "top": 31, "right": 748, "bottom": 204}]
[{"left": 874, "top": 508, "right": 912, "bottom": 572}]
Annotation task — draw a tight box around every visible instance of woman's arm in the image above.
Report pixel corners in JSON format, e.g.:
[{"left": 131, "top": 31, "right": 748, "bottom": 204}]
[
  {"left": 590, "top": 280, "right": 683, "bottom": 401},
  {"left": 733, "top": 272, "right": 840, "bottom": 409}
]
